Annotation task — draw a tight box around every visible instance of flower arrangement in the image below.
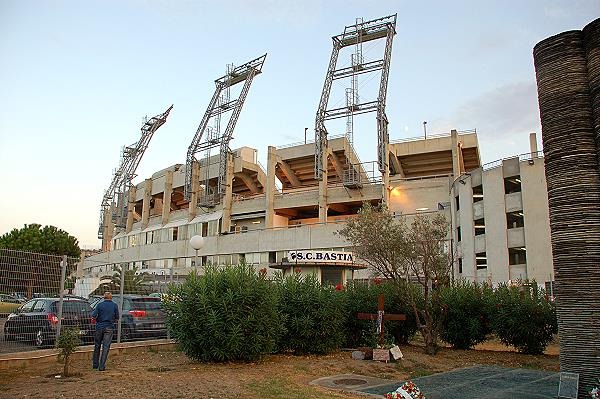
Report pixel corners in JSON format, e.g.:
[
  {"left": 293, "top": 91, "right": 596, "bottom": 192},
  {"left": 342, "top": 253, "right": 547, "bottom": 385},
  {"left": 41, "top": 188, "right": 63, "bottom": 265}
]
[
  {"left": 590, "top": 378, "right": 600, "bottom": 399},
  {"left": 384, "top": 381, "right": 425, "bottom": 399}
]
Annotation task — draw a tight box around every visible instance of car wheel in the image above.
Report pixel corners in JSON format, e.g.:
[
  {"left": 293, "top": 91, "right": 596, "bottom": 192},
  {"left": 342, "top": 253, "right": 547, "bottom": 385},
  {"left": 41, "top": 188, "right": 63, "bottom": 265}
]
[
  {"left": 4, "top": 329, "right": 14, "bottom": 341},
  {"left": 35, "top": 329, "right": 49, "bottom": 348}
]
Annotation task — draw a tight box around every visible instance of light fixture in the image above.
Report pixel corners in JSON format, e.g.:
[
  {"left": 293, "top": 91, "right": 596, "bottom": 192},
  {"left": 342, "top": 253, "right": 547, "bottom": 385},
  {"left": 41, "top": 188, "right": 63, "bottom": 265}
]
[
  {"left": 252, "top": 220, "right": 261, "bottom": 224},
  {"left": 415, "top": 207, "right": 429, "bottom": 211}
]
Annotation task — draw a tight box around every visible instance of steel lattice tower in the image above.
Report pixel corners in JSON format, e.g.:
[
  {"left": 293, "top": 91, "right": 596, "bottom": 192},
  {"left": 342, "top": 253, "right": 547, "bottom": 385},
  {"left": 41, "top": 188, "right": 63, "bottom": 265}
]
[
  {"left": 314, "top": 14, "right": 397, "bottom": 180},
  {"left": 184, "top": 54, "right": 267, "bottom": 206},
  {"left": 98, "top": 105, "right": 173, "bottom": 240}
]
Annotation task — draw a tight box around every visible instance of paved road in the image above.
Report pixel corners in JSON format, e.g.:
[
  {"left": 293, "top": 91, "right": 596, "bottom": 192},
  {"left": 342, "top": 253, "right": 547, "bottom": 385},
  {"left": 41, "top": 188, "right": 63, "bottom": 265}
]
[{"left": 0, "top": 317, "right": 39, "bottom": 354}]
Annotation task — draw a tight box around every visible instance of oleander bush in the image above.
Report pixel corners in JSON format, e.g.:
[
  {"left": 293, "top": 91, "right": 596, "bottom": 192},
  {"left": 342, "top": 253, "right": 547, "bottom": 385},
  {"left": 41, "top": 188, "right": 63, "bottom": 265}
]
[
  {"left": 163, "top": 264, "right": 282, "bottom": 362},
  {"left": 439, "top": 280, "right": 494, "bottom": 349},
  {"left": 275, "top": 272, "right": 346, "bottom": 354},
  {"left": 344, "top": 280, "right": 418, "bottom": 347},
  {"left": 491, "top": 282, "right": 557, "bottom": 354}
]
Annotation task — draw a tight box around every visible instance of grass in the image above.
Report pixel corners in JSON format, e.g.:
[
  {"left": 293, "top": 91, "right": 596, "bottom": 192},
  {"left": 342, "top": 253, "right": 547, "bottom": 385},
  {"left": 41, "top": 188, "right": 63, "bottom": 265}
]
[
  {"left": 0, "top": 301, "right": 20, "bottom": 314},
  {"left": 246, "top": 377, "right": 345, "bottom": 399},
  {"left": 394, "top": 363, "right": 435, "bottom": 379}
]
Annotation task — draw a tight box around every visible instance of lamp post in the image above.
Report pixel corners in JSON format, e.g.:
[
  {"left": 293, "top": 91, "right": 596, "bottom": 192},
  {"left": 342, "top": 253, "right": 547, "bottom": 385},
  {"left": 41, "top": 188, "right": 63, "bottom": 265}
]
[{"left": 190, "top": 235, "right": 205, "bottom": 272}]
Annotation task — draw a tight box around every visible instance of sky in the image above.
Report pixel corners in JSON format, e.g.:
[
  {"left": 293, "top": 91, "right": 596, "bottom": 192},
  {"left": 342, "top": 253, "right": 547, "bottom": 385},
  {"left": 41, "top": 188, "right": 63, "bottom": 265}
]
[{"left": 0, "top": 0, "right": 598, "bottom": 248}]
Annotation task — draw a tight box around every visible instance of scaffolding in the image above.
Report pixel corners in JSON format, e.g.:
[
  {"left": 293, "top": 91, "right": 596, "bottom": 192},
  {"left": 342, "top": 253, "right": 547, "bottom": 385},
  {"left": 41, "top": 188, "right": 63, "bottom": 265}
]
[
  {"left": 98, "top": 105, "right": 173, "bottom": 240},
  {"left": 314, "top": 14, "right": 397, "bottom": 181},
  {"left": 184, "top": 54, "right": 267, "bottom": 207}
]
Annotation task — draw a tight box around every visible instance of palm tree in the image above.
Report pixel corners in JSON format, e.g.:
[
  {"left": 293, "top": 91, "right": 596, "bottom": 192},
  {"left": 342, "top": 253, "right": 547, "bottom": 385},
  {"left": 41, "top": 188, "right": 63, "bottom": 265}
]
[{"left": 94, "top": 265, "right": 154, "bottom": 295}]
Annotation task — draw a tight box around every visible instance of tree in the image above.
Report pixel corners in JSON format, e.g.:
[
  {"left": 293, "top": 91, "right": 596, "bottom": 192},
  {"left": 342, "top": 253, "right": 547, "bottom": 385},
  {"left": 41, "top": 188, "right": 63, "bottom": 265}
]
[
  {"left": 94, "top": 265, "right": 153, "bottom": 295},
  {"left": 338, "top": 203, "right": 452, "bottom": 355},
  {"left": 0, "top": 224, "right": 81, "bottom": 298},
  {"left": 0, "top": 224, "right": 80, "bottom": 257},
  {"left": 57, "top": 327, "right": 80, "bottom": 377}
]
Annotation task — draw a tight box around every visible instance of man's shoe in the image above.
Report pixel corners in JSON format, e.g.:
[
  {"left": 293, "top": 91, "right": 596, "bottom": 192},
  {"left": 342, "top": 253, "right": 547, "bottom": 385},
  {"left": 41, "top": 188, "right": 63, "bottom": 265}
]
[{"left": 98, "top": 368, "right": 105, "bottom": 371}]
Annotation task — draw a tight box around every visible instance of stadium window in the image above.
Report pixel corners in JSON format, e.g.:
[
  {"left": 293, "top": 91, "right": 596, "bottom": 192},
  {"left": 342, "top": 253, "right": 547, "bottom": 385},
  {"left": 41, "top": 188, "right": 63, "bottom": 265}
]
[
  {"left": 506, "top": 211, "right": 525, "bottom": 229},
  {"left": 476, "top": 252, "right": 487, "bottom": 269},
  {"left": 504, "top": 176, "right": 522, "bottom": 194},
  {"left": 472, "top": 185, "right": 483, "bottom": 202},
  {"left": 509, "top": 247, "right": 527, "bottom": 265}
]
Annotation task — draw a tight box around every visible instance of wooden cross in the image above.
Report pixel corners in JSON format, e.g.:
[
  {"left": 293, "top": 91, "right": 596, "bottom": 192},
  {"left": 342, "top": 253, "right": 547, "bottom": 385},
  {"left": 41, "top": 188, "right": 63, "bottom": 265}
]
[{"left": 357, "top": 294, "right": 406, "bottom": 346}]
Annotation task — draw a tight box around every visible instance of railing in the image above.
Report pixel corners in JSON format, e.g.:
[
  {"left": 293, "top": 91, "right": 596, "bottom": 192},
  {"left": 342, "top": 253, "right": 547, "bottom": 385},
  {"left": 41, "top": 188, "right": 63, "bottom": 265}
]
[
  {"left": 389, "top": 128, "right": 477, "bottom": 144},
  {"left": 275, "top": 133, "right": 346, "bottom": 149},
  {"left": 482, "top": 151, "right": 544, "bottom": 171}
]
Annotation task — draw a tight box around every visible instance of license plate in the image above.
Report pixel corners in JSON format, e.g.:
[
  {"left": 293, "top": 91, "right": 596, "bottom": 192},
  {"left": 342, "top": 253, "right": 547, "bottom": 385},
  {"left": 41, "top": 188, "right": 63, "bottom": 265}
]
[{"left": 151, "top": 324, "right": 165, "bottom": 329}]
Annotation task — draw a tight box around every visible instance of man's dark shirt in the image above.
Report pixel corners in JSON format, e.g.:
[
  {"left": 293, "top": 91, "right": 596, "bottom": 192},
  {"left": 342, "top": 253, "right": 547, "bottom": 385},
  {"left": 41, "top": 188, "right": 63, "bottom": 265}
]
[{"left": 91, "top": 299, "right": 119, "bottom": 330}]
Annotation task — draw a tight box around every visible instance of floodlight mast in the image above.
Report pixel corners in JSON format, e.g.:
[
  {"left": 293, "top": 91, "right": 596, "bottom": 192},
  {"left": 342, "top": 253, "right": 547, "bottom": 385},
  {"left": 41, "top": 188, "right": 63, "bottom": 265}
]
[
  {"left": 97, "top": 105, "right": 173, "bottom": 241},
  {"left": 314, "top": 14, "right": 397, "bottom": 179},
  {"left": 184, "top": 54, "right": 267, "bottom": 206}
]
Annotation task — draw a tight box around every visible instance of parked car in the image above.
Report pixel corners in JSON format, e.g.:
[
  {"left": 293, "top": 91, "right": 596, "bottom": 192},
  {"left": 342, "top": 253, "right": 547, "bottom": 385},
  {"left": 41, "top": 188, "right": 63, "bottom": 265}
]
[
  {"left": 0, "top": 294, "right": 22, "bottom": 315},
  {"left": 92, "top": 295, "right": 167, "bottom": 341},
  {"left": 4, "top": 298, "right": 95, "bottom": 347}
]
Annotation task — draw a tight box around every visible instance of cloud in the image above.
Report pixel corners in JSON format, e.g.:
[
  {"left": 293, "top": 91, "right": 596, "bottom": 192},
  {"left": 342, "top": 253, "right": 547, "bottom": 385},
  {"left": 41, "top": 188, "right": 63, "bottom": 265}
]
[{"left": 431, "top": 81, "right": 542, "bottom": 162}]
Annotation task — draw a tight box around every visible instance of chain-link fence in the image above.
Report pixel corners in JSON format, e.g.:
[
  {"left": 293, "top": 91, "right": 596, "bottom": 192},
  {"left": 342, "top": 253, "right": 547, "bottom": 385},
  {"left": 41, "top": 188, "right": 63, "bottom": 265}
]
[{"left": 0, "top": 248, "right": 170, "bottom": 355}]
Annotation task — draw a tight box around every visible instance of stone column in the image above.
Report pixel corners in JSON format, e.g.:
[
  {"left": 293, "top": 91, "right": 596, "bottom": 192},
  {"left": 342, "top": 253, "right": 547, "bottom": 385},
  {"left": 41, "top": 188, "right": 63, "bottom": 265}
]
[
  {"left": 101, "top": 203, "right": 115, "bottom": 252},
  {"left": 265, "top": 146, "right": 277, "bottom": 228},
  {"left": 125, "top": 185, "right": 137, "bottom": 233},
  {"left": 529, "top": 132, "right": 538, "bottom": 157},
  {"left": 221, "top": 153, "right": 235, "bottom": 234},
  {"left": 141, "top": 178, "right": 153, "bottom": 230},
  {"left": 318, "top": 146, "right": 328, "bottom": 223},
  {"left": 188, "top": 161, "right": 200, "bottom": 221},
  {"left": 162, "top": 170, "right": 173, "bottom": 225}
]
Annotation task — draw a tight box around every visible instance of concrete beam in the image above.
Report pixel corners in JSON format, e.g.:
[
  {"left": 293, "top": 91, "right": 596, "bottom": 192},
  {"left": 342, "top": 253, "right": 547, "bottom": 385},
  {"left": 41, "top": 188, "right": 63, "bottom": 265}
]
[
  {"left": 388, "top": 149, "right": 405, "bottom": 177},
  {"left": 328, "top": 149, "right": 345, "bottom": 181},
  {"left": 237, "top": 172, "right": 260, "bottom": 194},
  {"left": 221, "top": 153, "right": 235, "bottom": 234},
  {"left": 162, "top": 170, "right": 173, "bottom": 225},
  {"left": 188, "top": 161, "right": 200, "bottom": 221},
  {"left": 141, "top": 179, "right": 153, "bottom": 229},
  {"left": 126, "top": 185, "right": 137, "bottom": 233},
  {"left": 275, "top": 208, "right": 299, "bottom": 218},
  {"left": 328, "top": 203, "right": 350, "bottom": 213},
  {"left": 276, "top": 157, "right": 302, "bottom": 187},
  {"left": 265, "top": 146, "right": 277, "bottom": 228}
]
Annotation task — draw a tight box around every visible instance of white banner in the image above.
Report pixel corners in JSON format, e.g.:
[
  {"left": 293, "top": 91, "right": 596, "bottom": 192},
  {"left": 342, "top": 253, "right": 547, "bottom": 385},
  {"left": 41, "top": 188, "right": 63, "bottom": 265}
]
[{"left": 287, "top": 250, "right": 354, "bottom": 264}]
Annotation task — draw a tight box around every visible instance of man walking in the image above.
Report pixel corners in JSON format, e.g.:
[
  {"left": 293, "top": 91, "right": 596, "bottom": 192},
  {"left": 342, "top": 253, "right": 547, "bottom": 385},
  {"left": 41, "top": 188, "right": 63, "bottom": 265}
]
[{"left": 91, "top": 291, "right": 119, "bottom": 371}]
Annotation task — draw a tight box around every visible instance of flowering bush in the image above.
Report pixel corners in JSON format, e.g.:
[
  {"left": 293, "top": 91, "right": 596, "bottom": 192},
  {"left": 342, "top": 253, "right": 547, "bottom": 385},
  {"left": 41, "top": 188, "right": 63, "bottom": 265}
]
[
  {"left": 384, "top": 381, "right": 425, "bottom": 399},
  {"left": 590, "top": 378, "right": 600, "bottom": 399}
]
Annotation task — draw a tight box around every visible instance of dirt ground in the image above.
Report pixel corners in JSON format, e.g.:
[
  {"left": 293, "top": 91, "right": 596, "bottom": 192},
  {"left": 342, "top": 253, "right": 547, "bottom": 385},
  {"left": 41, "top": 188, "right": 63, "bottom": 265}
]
[{"left": 0, "top": 341, "right": 559, "bottom": 399}]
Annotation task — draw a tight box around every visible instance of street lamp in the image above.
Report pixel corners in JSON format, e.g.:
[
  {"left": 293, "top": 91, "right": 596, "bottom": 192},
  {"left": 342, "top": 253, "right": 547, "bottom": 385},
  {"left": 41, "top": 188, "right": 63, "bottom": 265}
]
[{"left": 190, "top": 235, "right": 205, "bottom": 271}]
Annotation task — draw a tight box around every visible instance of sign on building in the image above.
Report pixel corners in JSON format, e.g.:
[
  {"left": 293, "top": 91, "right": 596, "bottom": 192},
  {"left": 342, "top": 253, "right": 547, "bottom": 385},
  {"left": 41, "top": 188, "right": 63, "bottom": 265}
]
[{"left": 287, "top": 250, "right": 354, "bottom": 264}]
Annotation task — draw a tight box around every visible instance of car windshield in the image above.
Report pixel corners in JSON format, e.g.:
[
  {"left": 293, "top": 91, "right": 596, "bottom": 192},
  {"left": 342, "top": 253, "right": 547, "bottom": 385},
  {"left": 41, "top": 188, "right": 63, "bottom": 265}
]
[
  {"left": 131, "top": 299, "right": 162, "bottom": 311},
  {"left": 52, "top": 301, "right": 92, "bottom": 313}
]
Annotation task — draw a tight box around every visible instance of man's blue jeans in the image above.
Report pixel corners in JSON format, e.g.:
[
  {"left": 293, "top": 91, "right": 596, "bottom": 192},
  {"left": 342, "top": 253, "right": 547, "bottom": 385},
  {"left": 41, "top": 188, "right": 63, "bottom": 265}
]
[{"left": 92, "top": 327, "right": 113, "bottom": 370}]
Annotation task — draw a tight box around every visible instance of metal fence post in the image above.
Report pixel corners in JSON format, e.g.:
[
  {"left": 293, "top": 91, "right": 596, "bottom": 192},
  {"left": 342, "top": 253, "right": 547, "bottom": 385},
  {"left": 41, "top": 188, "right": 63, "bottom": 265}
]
[
  {"left": 55, "top": 255, "right": 67, "bottom": 346},
  {"left": 116, "top": 263, "right": 126, "bottom": 343}
]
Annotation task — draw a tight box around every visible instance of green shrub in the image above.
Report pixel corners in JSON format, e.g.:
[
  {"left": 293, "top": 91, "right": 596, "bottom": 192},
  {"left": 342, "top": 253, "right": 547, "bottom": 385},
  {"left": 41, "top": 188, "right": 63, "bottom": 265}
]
[
  {"left": 492, "top": 282, "right": 557, "bottom": 354},
  {"left": 163, "top": 265, "right": 282, "bottom": 362},
  {"left": 344, "top": 281, "right": 418, "bottom": 347},
  {"left": 276, "top": 273, "right": 346, "bottom": 354},
  {"left": 439, "top": 280, "right": 494, "bottom": 349}
]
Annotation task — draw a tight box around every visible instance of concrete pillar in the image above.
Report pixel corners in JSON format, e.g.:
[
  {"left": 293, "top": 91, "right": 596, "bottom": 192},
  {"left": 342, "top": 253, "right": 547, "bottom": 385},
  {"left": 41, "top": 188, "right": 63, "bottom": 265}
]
[
  {"left": 265, "top": 146, "right": 277, "bottom": 228},
  {"left": 141, "top": 178, "right": 152, "bottom": 229},
  {"left": 451, "top": 129, "right": 460, "bottom": 179},
  {"left": 382, "top": 152, "right": 390, "bottom": 206},
  {"left": 221, "top": 153, "right": 235, "bottom": 234},
  {"left": 529, "top": 132, "right": 538, "bottom": 157},
  {"left": 102, "top": 203, "right": 115, "bottom": 252},
  {"left": 125, "top": 185, "right": 137, "bottom": 233},
  {"left": 188, "top": 161, "right": 200, "bottom": 221},
  {"left": 162, "top": 170, "right": 173, "bottom": 225},
  {"left": 319, "top": 148, "right": 328, "bottom": 223}
]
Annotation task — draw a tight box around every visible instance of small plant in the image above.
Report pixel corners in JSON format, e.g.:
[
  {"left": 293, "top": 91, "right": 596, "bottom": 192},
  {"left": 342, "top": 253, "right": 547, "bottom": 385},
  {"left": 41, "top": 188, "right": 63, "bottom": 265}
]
[
  {"left": 57, "top": 328, "right": 81, "bottom": 376},
  {"left": 439, "top": 281, "right": 494, "bottom": 349},
  {"left": 491, "top": 282, "right": 557, "bottom": 354}
]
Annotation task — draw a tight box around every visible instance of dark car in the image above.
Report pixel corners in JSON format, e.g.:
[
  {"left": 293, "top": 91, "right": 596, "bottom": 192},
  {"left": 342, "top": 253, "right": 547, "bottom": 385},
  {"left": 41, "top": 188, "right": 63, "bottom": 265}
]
[
  {"left": 92, "top": 295, "right": 167, "bottom": 341},
  {"left": 4, "top": 298, "right": 95, "bottom": 347}
]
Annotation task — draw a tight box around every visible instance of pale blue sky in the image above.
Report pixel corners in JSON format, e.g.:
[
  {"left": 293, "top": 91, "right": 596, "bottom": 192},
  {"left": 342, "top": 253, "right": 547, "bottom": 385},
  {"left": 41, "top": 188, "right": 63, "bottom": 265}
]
[{"left": 0, "top": 0, "right": 598, "bottom": 247}]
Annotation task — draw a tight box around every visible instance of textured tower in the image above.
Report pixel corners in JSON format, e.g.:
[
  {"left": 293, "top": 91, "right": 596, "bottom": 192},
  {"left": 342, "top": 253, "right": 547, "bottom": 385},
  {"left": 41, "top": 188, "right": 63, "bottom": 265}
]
[{"left": 533, "top": 18, "right": 600, "bottom": 398}]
